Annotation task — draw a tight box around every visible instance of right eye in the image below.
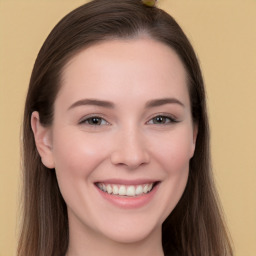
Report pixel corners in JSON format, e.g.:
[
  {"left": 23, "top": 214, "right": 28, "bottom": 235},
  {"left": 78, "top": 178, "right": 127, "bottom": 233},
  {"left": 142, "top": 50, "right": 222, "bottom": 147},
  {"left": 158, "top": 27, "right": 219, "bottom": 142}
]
[{"left": 79, "top": 116, "right": 109, "bottom": 126}]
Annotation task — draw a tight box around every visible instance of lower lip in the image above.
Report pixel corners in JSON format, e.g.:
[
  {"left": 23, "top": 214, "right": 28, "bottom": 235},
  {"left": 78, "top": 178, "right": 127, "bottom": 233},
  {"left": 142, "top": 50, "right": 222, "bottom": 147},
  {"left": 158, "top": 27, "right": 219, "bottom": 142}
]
[{"left": 95, "top": 183, "right": 159, "bottom": 209}]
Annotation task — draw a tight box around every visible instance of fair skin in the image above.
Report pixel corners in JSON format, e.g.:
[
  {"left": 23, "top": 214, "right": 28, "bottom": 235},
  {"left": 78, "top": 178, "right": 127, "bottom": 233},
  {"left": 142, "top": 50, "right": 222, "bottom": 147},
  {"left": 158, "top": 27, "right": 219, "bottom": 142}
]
[{"left": 32, "top": 38, "right": 197, "bottom": 256}]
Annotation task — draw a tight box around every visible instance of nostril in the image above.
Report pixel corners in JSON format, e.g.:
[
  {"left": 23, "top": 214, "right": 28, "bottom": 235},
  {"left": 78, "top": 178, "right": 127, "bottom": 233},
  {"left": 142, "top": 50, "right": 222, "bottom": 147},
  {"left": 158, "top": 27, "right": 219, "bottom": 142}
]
[{"left": 110, "top": 150, "right": 150, "bottom": 169}]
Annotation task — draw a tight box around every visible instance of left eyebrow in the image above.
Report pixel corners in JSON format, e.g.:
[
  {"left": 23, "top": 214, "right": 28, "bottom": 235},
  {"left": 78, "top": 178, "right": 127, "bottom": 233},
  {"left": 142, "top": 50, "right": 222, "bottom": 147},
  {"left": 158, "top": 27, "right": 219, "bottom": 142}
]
[{"left": 145, "top": 98, "right": 185, "bottom": 108}]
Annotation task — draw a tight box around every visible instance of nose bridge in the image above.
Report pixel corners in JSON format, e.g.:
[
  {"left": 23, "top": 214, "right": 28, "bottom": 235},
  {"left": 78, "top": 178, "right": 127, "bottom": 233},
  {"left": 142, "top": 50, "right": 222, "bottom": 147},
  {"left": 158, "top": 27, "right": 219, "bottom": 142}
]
[{"left": 111, "top": 124, "right": 150, "bottom": 169}]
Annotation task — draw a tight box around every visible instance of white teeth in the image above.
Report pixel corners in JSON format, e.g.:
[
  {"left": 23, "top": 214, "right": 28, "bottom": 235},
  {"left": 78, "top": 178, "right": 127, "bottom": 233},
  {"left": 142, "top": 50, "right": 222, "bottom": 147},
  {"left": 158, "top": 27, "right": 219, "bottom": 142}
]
[
  {"left": 148, "top": 183, "right": 153, "bottom": 191},
  {"left": 126, "top": 186, "right": 135, "bottom": 196},
  {"left": 106, "top": 184, "right": 112, "bottom": 194},
  {"left": 119, "top": 185, "right": 126, "bottom": 196},
  {"left": 143, "top": 184, "right": 149, "bottom": 193},
  {"left": 135, "top": 185, "right": 143, "bottom": 195},
  {"left": 112, "top": 185, "right": 119, "bottom": 195},
  {"left": 97, "top": 183, "right": 155, "bottom": 197}
]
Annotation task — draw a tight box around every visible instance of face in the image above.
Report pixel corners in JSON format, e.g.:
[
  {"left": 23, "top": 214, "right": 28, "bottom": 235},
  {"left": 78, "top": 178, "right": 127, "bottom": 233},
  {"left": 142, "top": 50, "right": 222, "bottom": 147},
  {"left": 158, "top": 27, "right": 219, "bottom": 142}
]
[{"left": 33, "top": 38, "right": 197, "bottom": 244}]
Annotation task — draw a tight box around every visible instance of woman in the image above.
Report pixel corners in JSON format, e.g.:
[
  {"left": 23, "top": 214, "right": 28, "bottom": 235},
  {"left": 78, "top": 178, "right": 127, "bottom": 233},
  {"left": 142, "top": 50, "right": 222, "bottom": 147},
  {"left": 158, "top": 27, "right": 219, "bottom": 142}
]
[{"left": 18, "top": 0, "right": 233, "bottom": 255}]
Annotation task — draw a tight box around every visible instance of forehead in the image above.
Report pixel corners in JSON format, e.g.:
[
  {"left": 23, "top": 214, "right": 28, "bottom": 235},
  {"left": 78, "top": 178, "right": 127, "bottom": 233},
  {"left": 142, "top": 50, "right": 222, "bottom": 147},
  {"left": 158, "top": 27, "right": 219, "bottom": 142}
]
[{"left": 58, "top": 38, "right": 189, "bottom": 107}]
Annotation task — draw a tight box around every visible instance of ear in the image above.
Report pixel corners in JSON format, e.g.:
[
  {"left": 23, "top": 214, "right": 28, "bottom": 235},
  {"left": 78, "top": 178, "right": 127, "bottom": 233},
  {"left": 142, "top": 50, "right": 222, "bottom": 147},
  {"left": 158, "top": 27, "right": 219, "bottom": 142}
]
[
  {"left": 190, "top": 123, "right": 198, "bottom": 158},
  {"left": 31, "top": 111, "right": 55, "bottom": 169}
]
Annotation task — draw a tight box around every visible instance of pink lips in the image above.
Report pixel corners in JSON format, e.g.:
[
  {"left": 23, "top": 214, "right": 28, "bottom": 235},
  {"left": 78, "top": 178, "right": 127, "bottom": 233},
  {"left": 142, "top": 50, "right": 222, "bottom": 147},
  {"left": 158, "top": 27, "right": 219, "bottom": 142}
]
[{"left": 95, "top": 179, "right": 159, "bottom": 209}]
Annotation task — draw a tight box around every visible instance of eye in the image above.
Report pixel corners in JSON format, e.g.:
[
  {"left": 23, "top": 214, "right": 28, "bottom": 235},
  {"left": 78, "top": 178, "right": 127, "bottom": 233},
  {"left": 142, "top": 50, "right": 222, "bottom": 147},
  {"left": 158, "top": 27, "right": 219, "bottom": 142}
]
[
  {"left": 80, "top": 116, "right": 109, "bottom": 126},
  {"left": 147, "top": 115, "right": 177, "bottom": 125}
]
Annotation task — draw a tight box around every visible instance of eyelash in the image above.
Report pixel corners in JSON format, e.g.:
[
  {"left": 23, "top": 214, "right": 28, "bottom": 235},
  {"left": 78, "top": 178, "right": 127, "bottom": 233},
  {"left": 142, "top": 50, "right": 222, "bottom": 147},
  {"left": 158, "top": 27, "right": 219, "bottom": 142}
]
[
  {"left": 79, "top": 114, "right": 178, "bottom": 126},
  {"left": 79, "top": 115, "right": 109, "bottom": 126},
  {"left": 147, "top": 115, "right": 178, "bottom": 125}
]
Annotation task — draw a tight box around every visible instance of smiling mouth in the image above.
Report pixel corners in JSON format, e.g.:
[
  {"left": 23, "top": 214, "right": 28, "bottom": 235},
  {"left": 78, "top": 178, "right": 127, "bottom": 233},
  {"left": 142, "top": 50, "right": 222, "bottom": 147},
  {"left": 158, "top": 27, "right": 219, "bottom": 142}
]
[{"left": 95, "top": 182, "right": 158, "bottom": 197}]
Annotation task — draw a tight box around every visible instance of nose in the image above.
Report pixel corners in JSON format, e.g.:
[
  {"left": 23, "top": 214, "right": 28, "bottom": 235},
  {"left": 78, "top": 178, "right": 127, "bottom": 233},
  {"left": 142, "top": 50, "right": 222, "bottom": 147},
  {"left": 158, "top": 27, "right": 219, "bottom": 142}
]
[{"left": 110, "top": 128, "right": 150, "bottom": 170}]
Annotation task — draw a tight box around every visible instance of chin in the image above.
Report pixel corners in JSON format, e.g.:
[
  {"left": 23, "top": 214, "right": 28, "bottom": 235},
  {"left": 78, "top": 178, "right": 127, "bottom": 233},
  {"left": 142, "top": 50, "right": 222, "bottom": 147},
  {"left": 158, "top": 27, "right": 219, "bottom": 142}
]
[
  {"left": 102, "top": 224, "right": 159, "bottom": 244},
  {"left": 94, "top": 212, "right": 164, "bottom": 245}
]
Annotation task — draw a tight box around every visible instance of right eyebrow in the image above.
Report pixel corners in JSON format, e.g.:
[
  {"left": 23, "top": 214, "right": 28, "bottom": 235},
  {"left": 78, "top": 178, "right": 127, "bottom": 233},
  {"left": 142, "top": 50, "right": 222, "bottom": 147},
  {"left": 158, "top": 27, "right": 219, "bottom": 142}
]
[{"left": 67, "top": 98, "right": 114, "bottom": 111}]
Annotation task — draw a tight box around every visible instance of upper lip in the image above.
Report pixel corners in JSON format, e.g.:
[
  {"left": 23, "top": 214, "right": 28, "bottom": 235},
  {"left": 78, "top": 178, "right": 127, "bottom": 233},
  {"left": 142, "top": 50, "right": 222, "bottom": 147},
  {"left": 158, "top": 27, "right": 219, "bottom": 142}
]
[{"left": 94, "top": 179, "right": 159, "bottom": 185}]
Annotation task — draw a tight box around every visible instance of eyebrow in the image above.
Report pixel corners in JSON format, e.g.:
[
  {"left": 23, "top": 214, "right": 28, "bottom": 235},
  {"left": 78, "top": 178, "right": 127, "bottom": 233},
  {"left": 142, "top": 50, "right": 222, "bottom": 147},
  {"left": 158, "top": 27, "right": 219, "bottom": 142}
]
[
  {"left": 145, "top": 98, "right": 184, "bottom": 108},
  {"left": 68, "top": 97, "right": 184, "bottom": 111},
  {"left": 68, "top": 98, "right": 114, "bottom": 110}
]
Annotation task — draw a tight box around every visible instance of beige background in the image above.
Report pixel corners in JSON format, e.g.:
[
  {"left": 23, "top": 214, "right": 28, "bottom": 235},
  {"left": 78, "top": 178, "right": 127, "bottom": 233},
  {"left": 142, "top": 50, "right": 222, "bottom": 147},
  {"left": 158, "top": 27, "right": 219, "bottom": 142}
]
[{"left": 0, "top": 0, "right": 255, "bottom": 255}]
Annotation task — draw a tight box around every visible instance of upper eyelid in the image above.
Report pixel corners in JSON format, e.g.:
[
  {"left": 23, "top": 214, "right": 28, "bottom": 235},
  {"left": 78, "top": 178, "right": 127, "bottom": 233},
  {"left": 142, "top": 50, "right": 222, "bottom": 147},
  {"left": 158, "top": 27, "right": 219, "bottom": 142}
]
[{"left": 79, "top": 113, "right": 105, "bottom": 119}]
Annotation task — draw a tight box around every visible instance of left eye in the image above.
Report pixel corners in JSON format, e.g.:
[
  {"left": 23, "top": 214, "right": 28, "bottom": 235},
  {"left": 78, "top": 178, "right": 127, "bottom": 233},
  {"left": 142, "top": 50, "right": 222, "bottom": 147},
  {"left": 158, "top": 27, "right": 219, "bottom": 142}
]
[
  {"left": 148, "top": 115, "right": 175, "bottom": 125},
  {"left": 80, "top": 117, "right": 108, "bottom": 126}
]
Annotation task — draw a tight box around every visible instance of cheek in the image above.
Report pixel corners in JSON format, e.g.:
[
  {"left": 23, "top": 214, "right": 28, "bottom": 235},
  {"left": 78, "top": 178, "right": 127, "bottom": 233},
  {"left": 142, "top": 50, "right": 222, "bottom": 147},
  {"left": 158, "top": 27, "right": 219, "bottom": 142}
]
[
  {"left": 152, "top": 129, "right": 192, "bottom": 218},
  {"left": 52, "top": 130, "right": 112, "bottom": 215},
  {"left": 152, "top": 127, "right": 194, "bottom": 174},
  {"left": 52, "top": 129, "right": 109, "bottom": 182}
]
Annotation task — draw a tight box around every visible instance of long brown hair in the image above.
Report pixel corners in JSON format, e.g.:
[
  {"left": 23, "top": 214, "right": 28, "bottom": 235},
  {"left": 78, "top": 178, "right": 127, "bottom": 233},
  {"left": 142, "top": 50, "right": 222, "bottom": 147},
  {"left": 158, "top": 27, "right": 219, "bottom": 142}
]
[{"left": 18, "top": 0, "right": 233, "bottom": 255}]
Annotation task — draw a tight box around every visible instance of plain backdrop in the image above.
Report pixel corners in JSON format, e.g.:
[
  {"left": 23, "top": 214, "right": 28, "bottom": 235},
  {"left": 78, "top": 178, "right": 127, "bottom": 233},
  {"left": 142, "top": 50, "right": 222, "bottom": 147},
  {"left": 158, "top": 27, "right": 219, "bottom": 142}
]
[{"left": 0, "top": 0, "right": 255, "bottom": 255}]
